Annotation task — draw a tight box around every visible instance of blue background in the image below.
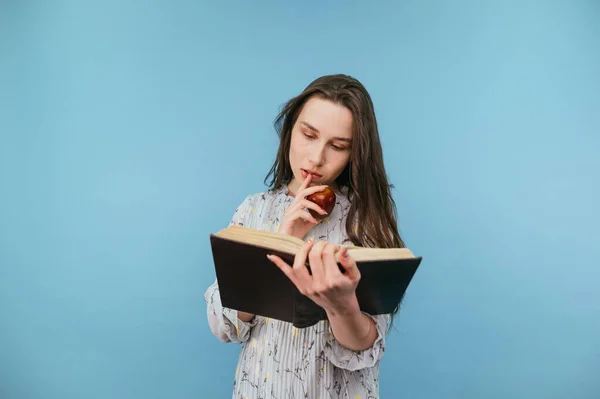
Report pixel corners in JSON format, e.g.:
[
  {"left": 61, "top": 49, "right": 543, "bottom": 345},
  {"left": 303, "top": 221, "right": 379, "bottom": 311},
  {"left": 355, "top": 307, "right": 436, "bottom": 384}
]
[{"left": 1, "top": 1, "right": 598, "bottom": 398}]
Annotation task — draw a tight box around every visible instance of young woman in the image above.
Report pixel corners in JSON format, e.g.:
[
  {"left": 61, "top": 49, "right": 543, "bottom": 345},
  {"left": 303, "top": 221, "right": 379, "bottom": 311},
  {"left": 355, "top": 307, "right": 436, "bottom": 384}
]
[{"left": 204, "top": 74, "right": 405, "bottom": 398}]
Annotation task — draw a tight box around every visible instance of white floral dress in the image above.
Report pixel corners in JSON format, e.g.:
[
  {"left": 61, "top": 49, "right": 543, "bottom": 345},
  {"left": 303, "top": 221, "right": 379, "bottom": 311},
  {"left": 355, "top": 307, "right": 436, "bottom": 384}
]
[{"left": 204, "top": 185, "right": 391, "bottom": 398}]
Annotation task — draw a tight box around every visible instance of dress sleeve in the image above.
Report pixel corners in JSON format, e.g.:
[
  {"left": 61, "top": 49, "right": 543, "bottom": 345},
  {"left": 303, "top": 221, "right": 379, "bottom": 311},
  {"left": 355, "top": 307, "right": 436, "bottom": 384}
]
[
  {"left": 204, "top": 194, "right": 258, "bottom": 343},
  {"left": 322, "top": 313, "right": 390, "bottom": 371}
]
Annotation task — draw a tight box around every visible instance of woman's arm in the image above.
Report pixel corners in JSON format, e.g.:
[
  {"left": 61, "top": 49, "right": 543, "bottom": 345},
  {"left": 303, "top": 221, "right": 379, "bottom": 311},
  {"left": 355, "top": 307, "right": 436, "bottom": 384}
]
[
  {"left": 322, "top": 313, "right": 390, "bottom": 371},
  {"left": 204, "top": 280, "right": 257, "bottom": 343},
  {"left": 205, "top": 194, "right": 259, "bottom": 340},
  {"left": 267, "top": 240, "right": 378, "bottom": 350},
  {"left": 325, "top": 298, "right": 378, "bottom": 351},
  {"left": 237, "top": 311, "right": 255, "bottom": 322}
]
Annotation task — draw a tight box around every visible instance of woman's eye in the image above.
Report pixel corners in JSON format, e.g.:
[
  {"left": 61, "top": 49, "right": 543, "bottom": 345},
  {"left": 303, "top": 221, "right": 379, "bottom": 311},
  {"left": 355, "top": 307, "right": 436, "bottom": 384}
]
[{"left": 302, "top": 131, "right": 346, "bottom": 151}]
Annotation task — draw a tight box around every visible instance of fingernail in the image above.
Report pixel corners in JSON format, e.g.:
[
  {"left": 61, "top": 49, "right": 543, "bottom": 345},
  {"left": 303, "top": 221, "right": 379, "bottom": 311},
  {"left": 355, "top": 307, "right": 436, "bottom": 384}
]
[{"left": 341, "top": 248, "right": 348, "bottom": 258}]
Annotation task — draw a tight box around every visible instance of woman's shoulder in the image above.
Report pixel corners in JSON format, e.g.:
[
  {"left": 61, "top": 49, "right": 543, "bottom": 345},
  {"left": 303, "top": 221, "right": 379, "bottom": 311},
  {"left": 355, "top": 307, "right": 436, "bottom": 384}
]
[
  {"left": 243, "top": 185, "right": 289, "bottom": 203},
  {"left": 233, "top": 185, "right": 293, "bottom": 213}
]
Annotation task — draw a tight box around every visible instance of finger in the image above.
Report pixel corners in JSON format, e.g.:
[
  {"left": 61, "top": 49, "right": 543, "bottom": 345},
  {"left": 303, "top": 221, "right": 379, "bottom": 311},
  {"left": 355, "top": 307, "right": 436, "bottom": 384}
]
[
  {"left": 293, "top": 209, "right": 319, "bottom": 225},
  {"left": 321, "top": 243, "right": 340, "bottom": 277},
  {"left": 300, "top": 199, "right": 328, "bottom": 216},
  {"left": 339, "top": 247, "right": 361, "bottom": 280},
  {"left": 288, "top": 196, "right": 326, "bottom": 216},
  {"left": 293, "top": 238, "right": 314, "bottom": 283},
  {"left": 293, "top": 238, "right": 313, "bottom": 268},
  {"left": 267, "top": 254, "right": 301, "bottom": 287},
  {"left": 299, "top": 184, "right": 330, "bottom": 199},
  {"left": 297, "top": 172, "right": 313, "bottom": 194},
  {"left": 309, "top": 240, "right": 326, "bottom": 283}
]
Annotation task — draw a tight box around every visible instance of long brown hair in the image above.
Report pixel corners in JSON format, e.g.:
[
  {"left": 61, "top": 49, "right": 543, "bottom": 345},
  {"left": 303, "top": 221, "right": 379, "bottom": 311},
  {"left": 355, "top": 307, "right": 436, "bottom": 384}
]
[{"left": 264, "top": 74, "right": 405, "bottom": 251}]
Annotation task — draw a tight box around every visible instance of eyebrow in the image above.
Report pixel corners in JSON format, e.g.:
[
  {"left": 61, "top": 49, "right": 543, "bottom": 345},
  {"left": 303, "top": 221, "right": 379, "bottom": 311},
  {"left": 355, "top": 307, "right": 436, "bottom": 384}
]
[{"left": 299, "top": 121, "right": 352, "bottom": 143}]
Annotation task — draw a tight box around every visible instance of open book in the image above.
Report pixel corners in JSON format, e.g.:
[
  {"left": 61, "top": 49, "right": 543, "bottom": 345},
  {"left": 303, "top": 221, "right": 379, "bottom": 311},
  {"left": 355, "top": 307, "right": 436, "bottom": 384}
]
[{"left": 210, "top": 225, "right": 422, "bottom": 328}]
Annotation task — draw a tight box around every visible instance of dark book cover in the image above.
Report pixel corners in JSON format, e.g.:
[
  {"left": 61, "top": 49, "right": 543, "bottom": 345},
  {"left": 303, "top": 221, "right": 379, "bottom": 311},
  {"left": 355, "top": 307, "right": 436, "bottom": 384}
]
[{"left": 210, "top": 234, "right": 422, "bottom": 328}]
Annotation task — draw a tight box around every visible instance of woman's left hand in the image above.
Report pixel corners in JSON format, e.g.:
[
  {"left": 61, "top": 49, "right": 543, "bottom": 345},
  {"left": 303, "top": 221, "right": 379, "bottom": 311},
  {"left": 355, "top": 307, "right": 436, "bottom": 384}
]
[{"left": 267, "top": 238, "right": 361, "bottom": 316}]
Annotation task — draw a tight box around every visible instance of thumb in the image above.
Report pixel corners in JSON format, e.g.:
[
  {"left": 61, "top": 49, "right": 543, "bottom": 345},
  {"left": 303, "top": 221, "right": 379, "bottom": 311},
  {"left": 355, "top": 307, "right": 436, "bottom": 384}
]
[
  {"left": 300, "top": 219, "right": 318, "bottom": 234},
  {"left": 339, "top": 247, "right": 360, "bottom": 280}
]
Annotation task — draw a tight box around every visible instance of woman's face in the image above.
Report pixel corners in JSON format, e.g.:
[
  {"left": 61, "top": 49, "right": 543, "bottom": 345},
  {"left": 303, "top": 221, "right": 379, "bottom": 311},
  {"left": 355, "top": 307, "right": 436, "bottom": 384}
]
[{"left": 287, "top": 96, "right": 353, "bottom": 196}]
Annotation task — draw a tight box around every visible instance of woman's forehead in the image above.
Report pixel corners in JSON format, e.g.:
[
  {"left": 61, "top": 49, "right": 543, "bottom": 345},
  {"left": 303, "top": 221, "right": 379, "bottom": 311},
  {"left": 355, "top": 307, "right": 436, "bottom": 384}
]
[{"left": 297, "top": 97, "right": 353, "bottom": 139}]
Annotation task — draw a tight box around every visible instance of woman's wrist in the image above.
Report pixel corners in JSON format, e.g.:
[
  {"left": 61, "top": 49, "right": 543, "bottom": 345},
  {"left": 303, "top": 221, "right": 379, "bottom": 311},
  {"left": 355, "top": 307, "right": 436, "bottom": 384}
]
[
  {"left": 326, "top": 306, "right": 377, "bottom": 351},
  {"left": 237, "top": 311, "right": 255, "bottom": 322},
  {"left": 324, "top": 294, "right": 361, "bottom": 318}
]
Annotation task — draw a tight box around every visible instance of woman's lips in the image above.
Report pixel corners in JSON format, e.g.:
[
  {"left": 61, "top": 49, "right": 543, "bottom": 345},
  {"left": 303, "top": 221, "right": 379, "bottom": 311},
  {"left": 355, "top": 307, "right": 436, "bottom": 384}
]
[{"left": 301, "top": 169, "right": 322, "bottom": 179}]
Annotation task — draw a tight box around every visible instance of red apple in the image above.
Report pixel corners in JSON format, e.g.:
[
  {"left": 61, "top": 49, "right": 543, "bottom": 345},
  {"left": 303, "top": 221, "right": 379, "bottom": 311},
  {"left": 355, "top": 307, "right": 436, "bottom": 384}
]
[{"left": 307, "top": 186, "right": 336, "bottom": 220}]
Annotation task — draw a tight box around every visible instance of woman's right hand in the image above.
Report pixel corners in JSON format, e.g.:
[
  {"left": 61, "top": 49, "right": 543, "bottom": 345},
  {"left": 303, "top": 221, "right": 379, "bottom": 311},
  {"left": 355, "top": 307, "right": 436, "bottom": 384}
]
[{"left": 279, "top": 174, "right": 329, "bottom": 240}]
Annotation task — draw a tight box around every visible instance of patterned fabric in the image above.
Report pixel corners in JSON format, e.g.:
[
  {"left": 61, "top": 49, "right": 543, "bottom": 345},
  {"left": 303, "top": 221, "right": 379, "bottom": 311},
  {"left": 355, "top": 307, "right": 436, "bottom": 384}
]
[{"left": 204, "top": 185, "right": 391, "bottom": 398}]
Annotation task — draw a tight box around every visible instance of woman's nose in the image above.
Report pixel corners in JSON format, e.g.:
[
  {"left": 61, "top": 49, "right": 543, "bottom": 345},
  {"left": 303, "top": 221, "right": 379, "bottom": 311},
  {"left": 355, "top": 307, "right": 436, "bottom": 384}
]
[{"left": 308, "top": 146, "right": 326, "bottom": 166}]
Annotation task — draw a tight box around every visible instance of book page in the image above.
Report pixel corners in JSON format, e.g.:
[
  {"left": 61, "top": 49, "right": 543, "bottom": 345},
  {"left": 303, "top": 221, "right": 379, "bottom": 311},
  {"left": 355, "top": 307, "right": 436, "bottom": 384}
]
[
  {"left": 346, "top": 247, "right": 415, "bottom": 262},
  {"left": 215, "top": 226, "right": 304, "bottom": 255},
  {"left": 214, "top": 226, "right": 415, "bottom": 262}
]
